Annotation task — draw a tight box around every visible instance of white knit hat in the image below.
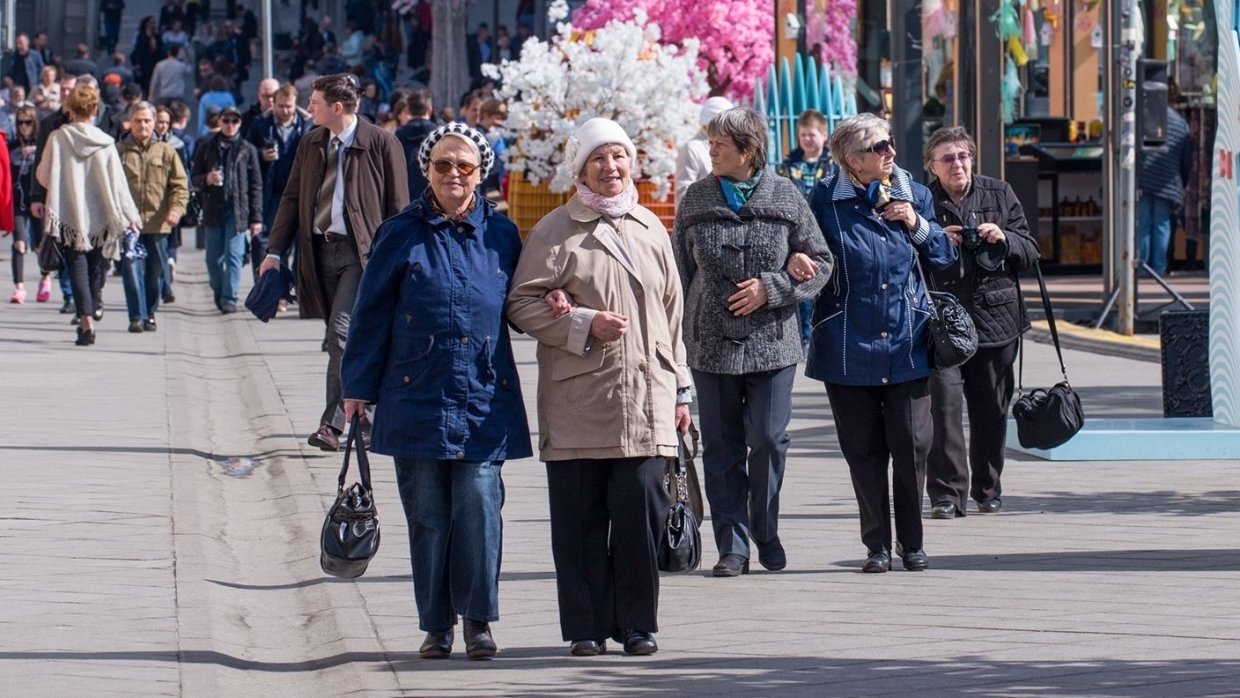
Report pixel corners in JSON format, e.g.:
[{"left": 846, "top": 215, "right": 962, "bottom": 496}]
[
  {"left": 566, "top": 118, "right": 637, "bottom": 177},
  {"left": 699, "top": 96, "right": 734, "bottom": 126}
]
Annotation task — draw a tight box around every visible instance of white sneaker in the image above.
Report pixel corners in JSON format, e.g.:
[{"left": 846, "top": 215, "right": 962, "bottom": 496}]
[{"left": 168, "top": 258, "right": 176, "bottom": 284}]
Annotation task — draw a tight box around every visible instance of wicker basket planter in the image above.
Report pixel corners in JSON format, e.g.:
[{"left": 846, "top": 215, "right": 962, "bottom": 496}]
[{"left": 508, "top": 171, "right": 677, "bottom": 238}]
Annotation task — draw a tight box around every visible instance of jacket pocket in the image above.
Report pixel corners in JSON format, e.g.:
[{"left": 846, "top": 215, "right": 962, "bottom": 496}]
[
  {"left": 386, "top": 335, "right": 436, "bottom": 387},
  {"left": 983, "top": 286, "right": 1018, "bottom": 307},
  {"left": 551, "top": 345, "right": 607, "bottom": 381}
]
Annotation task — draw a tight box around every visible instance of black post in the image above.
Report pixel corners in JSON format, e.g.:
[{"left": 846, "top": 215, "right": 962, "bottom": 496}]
[{"left": 889, "top": 0, "right": 923, "bottom": 179}]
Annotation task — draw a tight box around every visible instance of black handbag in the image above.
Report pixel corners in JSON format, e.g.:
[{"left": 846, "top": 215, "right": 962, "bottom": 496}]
[
  {"left": 914, "top": 253, "right": 978, "bottom": 370},
  {"left": 36, "top": 236, "right": 64, "bottom": 273},
  {"left": 1013, "top": 262, "right": 1084, "bottom": 449},
  {"left": 656, "top": 431, "right": 702, "bottom": 573},
  {"left": 320, "top": 417, "right": 381, "bottom": 578},
  {"left": 180, "top": 189, "right": 202, "bottom": 228}
]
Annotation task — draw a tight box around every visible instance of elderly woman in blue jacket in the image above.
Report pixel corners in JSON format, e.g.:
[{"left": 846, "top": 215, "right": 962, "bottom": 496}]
[
  {"left": 341, "top": 123, "right": 531, "bottom": 661},
  {"left": 795, "top": 113, "right": 957, "bottom": 574}
]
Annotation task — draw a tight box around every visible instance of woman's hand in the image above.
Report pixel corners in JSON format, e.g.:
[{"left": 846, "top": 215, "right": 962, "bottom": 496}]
[
  {"left": 343, "top": 399, "right": 367, "bottom": 423},
  {"left": 942, "top": 224, "right": 962, "bottom": 246},
  {"left": 590, "top": 311, "right": 629, "bottom": 343},
  {"left": 786, "top": 252, "right": 819, "bottom": 282},
  {"left": 675, "top": 404, "right": 691, "bottom": 433},
  {"left": 978, "top": 222, "right": 1006, "bottom": 244},
  {"left": 881, "top": 201, "right": 919, "bottom": 231},
  {"left": 544, "top": 289, "right": 575, "bottom": 318},
  {"left": 728, "top": 278, "right": 768, "bottom": 316}
]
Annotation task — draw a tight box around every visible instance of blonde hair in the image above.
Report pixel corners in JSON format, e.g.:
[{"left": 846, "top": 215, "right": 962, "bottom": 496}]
[{"left": 65, "top": 83, "right": 100, "bottom": 121}]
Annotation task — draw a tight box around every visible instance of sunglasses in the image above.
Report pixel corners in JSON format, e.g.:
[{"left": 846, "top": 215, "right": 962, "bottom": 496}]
[
  {"left": 17, "top": 120, "right": 33, "bottom": 125},
  {"left": 863, "top": 139, "right": 895, "bottom": 156},
  {"left": 221, "top": 117, "right": 241, "bottom": 125},
  {"left": 935, "top": 151, "right": 972, "bottom": 165},
  {"left": 432, "top": 159, "right": 479, "bottom": 176}
]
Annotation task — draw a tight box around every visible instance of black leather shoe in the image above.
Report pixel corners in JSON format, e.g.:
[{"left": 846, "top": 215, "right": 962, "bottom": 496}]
[
  {"left": 307, "top": 425, "right": 340, "bottom": 451},
  {"left": 462, "top": 618, "right": 496, "bottom": 659},
  {"left": 620, "top": 630, "right": 657, "bottom": 656},
  {"left": 60, "top": 299, "right": 75, "bottom": 314},
  {"left": 861, "top": 550, "right": 891, "bottom": 573},
  {"left": 930, "top": 501, "right": 959, "bottom": 519},
  {"left": 143, "top": 319, "right": 157, "bottom": 332},
  {"left": 419, "top": 628, "right": 453, "bottom": 659},
  {"left": 128, "top": 321, "right": 145, "bottom": 333},
  {"left": 756, "top": 537, "right": 787, "bottom": 571},
  {"left": 712, "top": 553, "right": 749, "bottom": 577},
  {"left": 896, "top": 544, "right": 930, "bottom": 571},
  {"left": 569, "top": 639, "right": 606, "bottom": 656},
  {"left": 976, "top": 498, "right": 1003, "bottom": 514},
  {"left": 74, "top": 328, "right": 96, "bottom": 346}
]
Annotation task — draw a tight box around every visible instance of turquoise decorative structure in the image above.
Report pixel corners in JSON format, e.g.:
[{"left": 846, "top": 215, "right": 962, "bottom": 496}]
[{"left": 753, "top": 55, "right": 857, "bottom": 166}]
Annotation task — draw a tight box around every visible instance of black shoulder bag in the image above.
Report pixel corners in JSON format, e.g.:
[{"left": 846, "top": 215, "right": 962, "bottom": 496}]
[
  {"left": 1012, "top": 262, "right": 1085, "bottom": 449},
  {"left": 913, "top": 251, "right": 978, "bottom": 370},
  {"left": 320, "top": 416, "right": 381, "bottom": 578},
  {"left": 656, "top": 428, "right": 703, "bottom": 573}
]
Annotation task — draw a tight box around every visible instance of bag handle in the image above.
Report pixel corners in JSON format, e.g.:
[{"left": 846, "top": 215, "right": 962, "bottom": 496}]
[
  {"left": 1017, "top": 261, "right": 1070, "bottom": 393},
  {"left": 667, "top": 426, "right": 696, "bottom": 504},
  {"left": 337, "top": 415, "right": 373, "bottom": 493}
]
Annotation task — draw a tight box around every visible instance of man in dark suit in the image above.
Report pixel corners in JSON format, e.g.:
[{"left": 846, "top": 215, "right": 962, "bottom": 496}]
[{"left": 260, "top": 74, "right": 409, "bottom": 451}]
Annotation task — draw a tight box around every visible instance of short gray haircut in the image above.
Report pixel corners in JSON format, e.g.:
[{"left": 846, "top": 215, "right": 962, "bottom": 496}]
[
  {"left": 706, "top": 106, "right": 769, "bottom": 174},
  {"left": 128, "top": 101, "right": 157, "bottom": 119},
  {"left": 828, "top": 113, "right": 891, "bottom": 165}
]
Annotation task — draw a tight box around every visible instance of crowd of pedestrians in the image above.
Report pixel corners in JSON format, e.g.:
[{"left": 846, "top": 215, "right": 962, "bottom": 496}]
[{"left": 4, "top": 1, "right": 1060, "bottom": 665}]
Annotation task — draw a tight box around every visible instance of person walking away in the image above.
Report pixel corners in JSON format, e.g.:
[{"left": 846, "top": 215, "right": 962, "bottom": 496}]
[
  {"left": 1136, "top": 88, "right": 1193, "bottom": 277},
  {"left": 190, "top": 104, "right": 262, "bottom": 313},
  {"left": 35, "top": 82, "right": 142, "bottom": 345},
  {"left": 674, "top": 106, "right": 833, "bottom": 577},
  {"left": 117, "top": 101, "right": 188, "bottom": 332},
  {"left": 259, "top": 73, "right": 409, "bottom": 452},
  {"left": 341, "top": 124, "right": 530, "bottom": 661}
]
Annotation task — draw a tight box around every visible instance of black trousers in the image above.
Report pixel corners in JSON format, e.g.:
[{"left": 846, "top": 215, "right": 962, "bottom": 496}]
[
  {"left": 825, "top": 380, "right": 931, "bottom": 554},
  {"left": 313, "top": 235, "right": 363, "bottom": 432},
  {"left": 545, "top": 457, "right": 669, "bottom": 642},
  {"left": 928, "top": 341, "right": 1019, "bottom": 509},
  {"left": 692, "top": 366, "right": 794, "bottom": 558},
  {"left": 62, "top": 244, "right": 107, "bottom": 318}
]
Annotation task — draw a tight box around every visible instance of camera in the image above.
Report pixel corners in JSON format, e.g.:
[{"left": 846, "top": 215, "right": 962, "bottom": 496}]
[{"left": 961, "top": 227, "right": 981, "bottom": 250}]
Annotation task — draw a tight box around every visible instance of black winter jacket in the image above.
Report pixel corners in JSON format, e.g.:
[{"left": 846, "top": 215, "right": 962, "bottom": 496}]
[
  {"left": 190, "top": 132, "right": 263, "bottom": 229},
  {"left": 928, "top": 174, "right": 1040, "bottom": 348}
]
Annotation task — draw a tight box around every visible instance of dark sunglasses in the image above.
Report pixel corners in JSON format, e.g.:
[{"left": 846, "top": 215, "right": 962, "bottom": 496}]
[
  {"left": 863, "top": 139, "right": 895, "bottom": 155},
  {"left": 432, "top": 159, "right": 479, "bottom": 176},
  {"left": 221, "top": 117, "right": 241, "bottom": 124},
  {"left": 17, "top": 120, "right": 34, "bottom": 125}
]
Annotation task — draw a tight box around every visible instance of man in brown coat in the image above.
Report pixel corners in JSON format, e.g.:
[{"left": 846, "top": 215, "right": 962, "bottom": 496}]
[{"left": 260, "top": 73, "right": 409, "bottom": 451}]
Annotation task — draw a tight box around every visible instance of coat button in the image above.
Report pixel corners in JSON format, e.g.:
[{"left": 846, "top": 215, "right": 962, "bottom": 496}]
[
  {"left": 456, "top": 226, "right": 466, "bottom": 234},
  {"left": 501, "top": 378, "right": 509, "bottom": 387},
  {"left": 403, "top": 376, "right": 411, "bottom": 384},
  {"left": 405, "top": 314, "right": 412, "bottom": 323},
  {"left": 881, "top": 377, "right": 889, "bottom": 384},
  {"left": 880, "top": 283, "right": 888, "bottom": 290},
  {"left": 456, "top": 451, "right": 465, "bottom": 460},
  {"left": 461, "top": 336, "right": 470, "bottom": 344},
  {"left": 880, "top": 331, "right": 888, "bottom": 338}
]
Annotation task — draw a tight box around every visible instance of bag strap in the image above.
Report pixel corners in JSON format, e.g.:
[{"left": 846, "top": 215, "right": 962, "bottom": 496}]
[
  {"left": 1031, "top": 261, "right": 1070, "bottom": 383},
  {"left": 337, "top": 415, "right": 373, "bottom": 493},
  {"left": 669, "top": 427, "right": 695, "bottom": 504},
  {"left": 910, "top": 248, "right": 940, "bottom": 320}
]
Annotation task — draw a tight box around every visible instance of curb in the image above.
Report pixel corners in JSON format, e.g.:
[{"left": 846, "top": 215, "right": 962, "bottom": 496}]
[{"left": 1026, "top": 319, "right": 1161, "bottom": 364}]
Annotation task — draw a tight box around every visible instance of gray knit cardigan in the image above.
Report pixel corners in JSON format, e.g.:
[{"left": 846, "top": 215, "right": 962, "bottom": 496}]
[{"left": 673, "top": 170, "right": 834, "bottom": 375}]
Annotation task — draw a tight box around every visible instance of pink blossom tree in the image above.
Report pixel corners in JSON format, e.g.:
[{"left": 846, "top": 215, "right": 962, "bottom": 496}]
[{"left": 572, "top": 0, "right": 775, "bottom": 100}]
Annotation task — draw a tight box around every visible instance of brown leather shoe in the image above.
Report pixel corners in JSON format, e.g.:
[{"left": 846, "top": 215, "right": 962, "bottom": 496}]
[{"left": 307, "top": 425, "right": 340, "bottom": 452}]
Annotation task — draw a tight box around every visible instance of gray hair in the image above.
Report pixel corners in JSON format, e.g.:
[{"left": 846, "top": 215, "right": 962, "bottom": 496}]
[
  {"left": 828, "top": 113, "right": 891, "bottom": 165},
  {"left": 128, "top": 101, "right": 157, "bottom": 119},
  {"left": 923, "top": 126, "right": 976, "bottom": 169},
  {"left": 706, "top": 106, "right": 769, "bottom": 174}
]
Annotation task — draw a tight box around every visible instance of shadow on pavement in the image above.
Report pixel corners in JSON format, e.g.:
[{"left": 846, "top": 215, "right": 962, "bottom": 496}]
[
  {"left": 1009, "top": 490, "right": 1240, "bottom": 516},
  {"left": 911, "top": 548, "right": 1240, "bottom": 572}
]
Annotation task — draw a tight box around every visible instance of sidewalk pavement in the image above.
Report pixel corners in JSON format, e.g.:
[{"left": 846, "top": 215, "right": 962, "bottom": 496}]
[{"left": 2, "top": 245, "right": 1239, "bottom": 696}]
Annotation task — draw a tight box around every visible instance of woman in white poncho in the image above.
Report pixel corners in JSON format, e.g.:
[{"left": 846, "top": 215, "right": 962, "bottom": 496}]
[{"left": 36, "top": 83, "right": 140, "bottom": 346}]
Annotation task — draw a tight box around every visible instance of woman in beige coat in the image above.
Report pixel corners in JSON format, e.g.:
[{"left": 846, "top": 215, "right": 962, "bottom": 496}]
[{"left": 507, "top": 118, "right": 692, "bottom": 658}]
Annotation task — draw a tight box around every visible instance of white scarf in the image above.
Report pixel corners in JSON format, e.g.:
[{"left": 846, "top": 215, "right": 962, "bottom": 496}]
[
  {"left": 39, "top": 122, "right": 139, "bottom": 258},
  {"left": 575, "top": 179, "right": 638, "bottom": 219}
]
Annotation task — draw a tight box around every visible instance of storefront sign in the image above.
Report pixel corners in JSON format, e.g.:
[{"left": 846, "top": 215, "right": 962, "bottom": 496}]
[{"left": 1209, "top": 0, "right": 1240, "bottom": 426}]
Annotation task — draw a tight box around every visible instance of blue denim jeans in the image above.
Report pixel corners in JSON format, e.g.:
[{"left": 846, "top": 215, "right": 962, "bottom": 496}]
[
  {"left": 394, "top": 458, "right": 505, "bottom": 632},
  {"left": 121, "top": 234, "right": 168, "bottom": 321},
  {"left": 1137, "top": 196, "right": 1172, "bottom": 276},
  {"left": 203, "top": 210, "right": 246, "bottom": 307}
]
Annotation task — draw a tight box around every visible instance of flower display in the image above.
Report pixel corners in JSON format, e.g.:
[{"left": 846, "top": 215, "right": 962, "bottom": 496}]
[
  {"left": 483, "top": 0, "right": 708, "bottom": 198},
  {"left": 805, "top": 0, "right": 859, "bottom": 77},
  {"left": 572, "top": 0, "right": 774, "bottom": 101}
]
